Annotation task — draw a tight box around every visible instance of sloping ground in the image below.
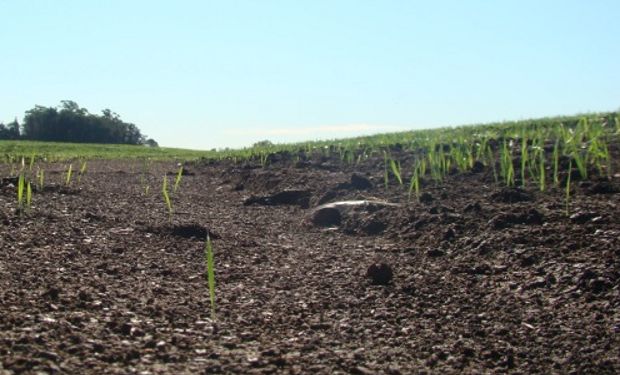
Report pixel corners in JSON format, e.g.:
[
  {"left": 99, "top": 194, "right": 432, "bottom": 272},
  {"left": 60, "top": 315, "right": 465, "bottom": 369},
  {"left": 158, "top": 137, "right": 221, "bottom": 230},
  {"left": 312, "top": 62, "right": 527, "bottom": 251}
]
[{"left": 0, "top": 155, "right": 618, "bottom": 374}]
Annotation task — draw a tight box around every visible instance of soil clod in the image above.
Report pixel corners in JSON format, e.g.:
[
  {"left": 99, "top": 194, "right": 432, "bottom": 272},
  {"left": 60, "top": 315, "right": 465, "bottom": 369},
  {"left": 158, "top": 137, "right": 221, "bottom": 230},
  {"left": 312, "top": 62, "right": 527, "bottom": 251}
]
[
  {"left": 350, "top": 173, "right": 373, "bottom": 190},
  {"left": 366, "top": 262, "right": 394, "bottom": 285},
  {"left": 244, "top": 189, "right": 311, "bottom": 208},
  {"left": 491, "top": 187, "right": 532, "bottom": 203},
  {"left": 311, "top": 207, "right": 342, "bottom": 227}
]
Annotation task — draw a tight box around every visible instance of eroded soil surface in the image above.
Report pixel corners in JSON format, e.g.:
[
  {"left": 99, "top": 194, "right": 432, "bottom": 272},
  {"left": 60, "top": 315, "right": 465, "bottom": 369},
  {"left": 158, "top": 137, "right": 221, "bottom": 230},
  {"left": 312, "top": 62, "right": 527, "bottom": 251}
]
[{"left": 1, "top": 152, "right": 619, "bottom": 374}]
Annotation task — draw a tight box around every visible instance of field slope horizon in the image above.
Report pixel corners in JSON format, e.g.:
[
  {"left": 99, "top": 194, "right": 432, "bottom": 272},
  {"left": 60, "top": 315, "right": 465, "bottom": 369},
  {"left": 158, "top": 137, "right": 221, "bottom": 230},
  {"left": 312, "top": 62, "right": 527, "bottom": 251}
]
[{"left": 1, "top": 110, "right": 617, "bottom": 162}]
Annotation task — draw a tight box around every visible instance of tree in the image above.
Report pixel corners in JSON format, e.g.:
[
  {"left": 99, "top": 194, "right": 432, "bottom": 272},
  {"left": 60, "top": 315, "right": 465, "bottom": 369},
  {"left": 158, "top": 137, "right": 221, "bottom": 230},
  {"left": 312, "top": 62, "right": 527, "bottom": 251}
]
[
  {"left": 7, "top": 118, "right": 20, "bottom": 139},
  {"left": 253, "top": 140, "right": 274, "bottom": 148},
  {"left": 0, "top": 119, "right": 21, "bottom": 140},
  {"left": 20, "top": 101, "right": 153, "bottom": 145},
  {"left": 144, "top": 138, "right": 159, "bottom": 147}
]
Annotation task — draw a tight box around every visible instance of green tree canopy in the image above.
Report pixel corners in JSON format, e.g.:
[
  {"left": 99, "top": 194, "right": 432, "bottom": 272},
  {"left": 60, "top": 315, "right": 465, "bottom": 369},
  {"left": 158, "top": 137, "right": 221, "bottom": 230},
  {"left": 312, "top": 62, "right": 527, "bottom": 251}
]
[{"left": 18, "top": 101, "right": 151, "bottom": 145}]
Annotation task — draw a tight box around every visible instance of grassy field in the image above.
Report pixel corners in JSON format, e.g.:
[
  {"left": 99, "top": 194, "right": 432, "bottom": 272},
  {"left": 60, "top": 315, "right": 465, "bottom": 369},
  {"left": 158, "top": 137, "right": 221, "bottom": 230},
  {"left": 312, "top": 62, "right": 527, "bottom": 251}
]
[
  {"left": 1, "top": 112, "right": 618, "bottom": 167},
  {"left": 0, "top": 140, "right": 217, "bottom": 162}
]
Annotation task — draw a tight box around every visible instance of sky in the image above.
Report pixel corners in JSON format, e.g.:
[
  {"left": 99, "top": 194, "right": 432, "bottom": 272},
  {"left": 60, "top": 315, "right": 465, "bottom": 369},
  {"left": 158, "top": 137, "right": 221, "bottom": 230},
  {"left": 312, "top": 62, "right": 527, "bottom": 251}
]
[{"left": 1, "top": 1, "right": 619, "bottom": 150}]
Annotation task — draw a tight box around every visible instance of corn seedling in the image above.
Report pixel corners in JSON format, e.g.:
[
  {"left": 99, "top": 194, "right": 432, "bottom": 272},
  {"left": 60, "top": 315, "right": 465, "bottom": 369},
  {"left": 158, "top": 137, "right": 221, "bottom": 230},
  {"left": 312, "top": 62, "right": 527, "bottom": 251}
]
[
  {"left": 259, "top": 152, "right": 268, "bottom": 167},
  {"left": 173, "top": 165, "right": 183, "bottom": 193},
  {"left": 552, "top": 139, "right": 560, "bottom": 187},
  {"left": 408, "top": 162, "right": 421, "bottom": 202},
  {"left": 205, "top": 235, "right": 216, "bottom": 321},
  {"left": 37, "top": 168, "right": 45, "bottom": 191},
  {"left": 26, "top": 181, "right": 32, "bottom": 211},
  {"left": 538, "top": 147, "right": 546, "bottom": 192},
  {"left": 77, "top": 160, "right": 87, "bottom": 183},
  {"left": 65, "top": 164, "right": 73, "bottom": 186},
  {"left": 140, "top": 158, "right": 151, "bottom": 195},
  {"left": 428, "top": 145, "right": 444, "bottom": 183},
  {"left": 28, "top": 153, "right": 36, "bottom": 171},
  {"left": 17, "top": 172, "right": 25, "bottom": 213},
  {"left": 520, "top": 137, "right": 528, "bottom": 187},
  {"left": 162, "top": 175, "right": 173, "bottom": 222},
  {"left": 383, "top": 152, "right": 389, "bottom": 190},
  {"left": 499, "top": 140, "right": 514, "bottom": 187},
  {"left": 389, "top": 158, "right": 403, "bottom": 186},
  {"left": 565, "top": 160, "right": 572, "bottom": 216},
  {"left": 571, "top": 150, "right": 587, "bottom": 180}
]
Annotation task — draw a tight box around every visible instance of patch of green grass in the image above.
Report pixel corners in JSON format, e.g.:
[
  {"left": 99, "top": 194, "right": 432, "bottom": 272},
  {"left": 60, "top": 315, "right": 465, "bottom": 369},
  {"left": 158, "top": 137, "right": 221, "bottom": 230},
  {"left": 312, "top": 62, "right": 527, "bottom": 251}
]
[{"left": 0, "top": 140, "right": 217, "bottom": 162}]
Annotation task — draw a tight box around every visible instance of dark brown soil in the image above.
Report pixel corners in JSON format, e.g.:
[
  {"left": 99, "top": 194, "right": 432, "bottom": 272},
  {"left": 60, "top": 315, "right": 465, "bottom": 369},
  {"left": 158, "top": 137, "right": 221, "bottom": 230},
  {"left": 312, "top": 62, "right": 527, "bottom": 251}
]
[{"left": 1, "top": 152, "right": 619, "bottom": 374}]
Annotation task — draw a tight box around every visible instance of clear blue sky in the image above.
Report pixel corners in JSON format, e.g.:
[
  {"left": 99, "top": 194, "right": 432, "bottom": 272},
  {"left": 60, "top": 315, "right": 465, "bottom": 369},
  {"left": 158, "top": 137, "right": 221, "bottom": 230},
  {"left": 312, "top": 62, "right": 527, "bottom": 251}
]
[{"left": 1, "top": 1, "right": 618, "bottom": 149}]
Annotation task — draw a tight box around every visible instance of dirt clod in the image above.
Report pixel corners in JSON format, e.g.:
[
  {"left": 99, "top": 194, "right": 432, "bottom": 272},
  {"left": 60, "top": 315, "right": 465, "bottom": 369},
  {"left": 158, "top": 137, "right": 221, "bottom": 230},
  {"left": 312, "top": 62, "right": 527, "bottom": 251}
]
[
  {"left": 350, "top": 173, "right": 373, "bottom": 190},
  {"left": 366, "top": 262, "right": 394, "bottom": 285},
  {"left": 311, "top": 207, "right": 342, "bottom": 227}
]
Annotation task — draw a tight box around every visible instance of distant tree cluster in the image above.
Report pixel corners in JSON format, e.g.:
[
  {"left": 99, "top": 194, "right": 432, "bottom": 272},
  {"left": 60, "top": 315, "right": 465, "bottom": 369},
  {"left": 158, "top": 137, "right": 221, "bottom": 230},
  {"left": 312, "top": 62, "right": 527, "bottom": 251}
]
[
  {"left": 0, "top": 119, "right": 21, "bottom": 140},
  {"left": 1, "top": 101, "right": 157, "bottom": 146}
]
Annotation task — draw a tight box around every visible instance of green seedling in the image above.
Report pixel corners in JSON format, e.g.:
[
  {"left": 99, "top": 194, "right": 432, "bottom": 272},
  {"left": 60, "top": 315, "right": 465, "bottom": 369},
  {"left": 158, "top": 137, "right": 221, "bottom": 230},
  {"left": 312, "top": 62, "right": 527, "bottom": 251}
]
[
  {"left": 572, "top": 150, "right": 587, "bottom": 180},
  {"left": 552, "top": 139, "right": 560, "bottom": 187},
  {"left": 520, "top": 137, "right": 528, "bottom": 187},
  {"left": 140, "top": 158, "right": 151, "bottom": 195},
  {"left": 383, "top": 152, "right": 389, "bottom": 190},
  {"left": 538, "top": 147, "right": 545, "bottom": 192},
  {"left": 408, "top": 162, "right": 421, "bottom": 202},
  {"left": 77, "top": 160, "right": 87, "bottom": 183},
  {"left": 259, "top": 152, "right": 268, "bottom": 167},
  {"left": 37, "top": 168, "right": 45, "bottom": 191},
  {"left": 205, "top": 235, "right": 216, "bottom": 321},
  {"left": 389, "top": 158, "right": 403, "bottom": 186},
  {"left": 162, "top": 175, "right": 173, "bottom": 222},
  {"left": 565, "top": 160, "right": 572, "bottom": 216},
  {"left": 26, "top": 181, "right": 32, "bottom": 211},
  {"left": 65, "top": 164, "right": 73, "bottom": 186},
  {"left": 173, "top": 165, "right": 183, "bottom": 193},
  {"left": 499, "top": 140, "right": 514, "bottom": 187},
  {"left": 29, "top": 153, "right": 36, "bottom": 171},
  {"left": 17, "top": 172, "right": 25, "bottom": 213}
]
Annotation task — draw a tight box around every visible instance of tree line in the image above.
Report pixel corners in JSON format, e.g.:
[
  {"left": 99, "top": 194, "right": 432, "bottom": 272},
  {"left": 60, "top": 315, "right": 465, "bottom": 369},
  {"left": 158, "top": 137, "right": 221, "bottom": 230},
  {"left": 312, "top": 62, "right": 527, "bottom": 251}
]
[{"left": 0, "top": 101, "right": 157, "bottom": 146}]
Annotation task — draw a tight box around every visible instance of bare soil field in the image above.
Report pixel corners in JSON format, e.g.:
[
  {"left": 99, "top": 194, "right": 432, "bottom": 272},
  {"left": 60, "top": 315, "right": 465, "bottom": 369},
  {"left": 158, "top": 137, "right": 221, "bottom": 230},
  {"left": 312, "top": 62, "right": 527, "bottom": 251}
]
[{"left": 1, "top": 150, "right": 619, "bottom": 374}]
